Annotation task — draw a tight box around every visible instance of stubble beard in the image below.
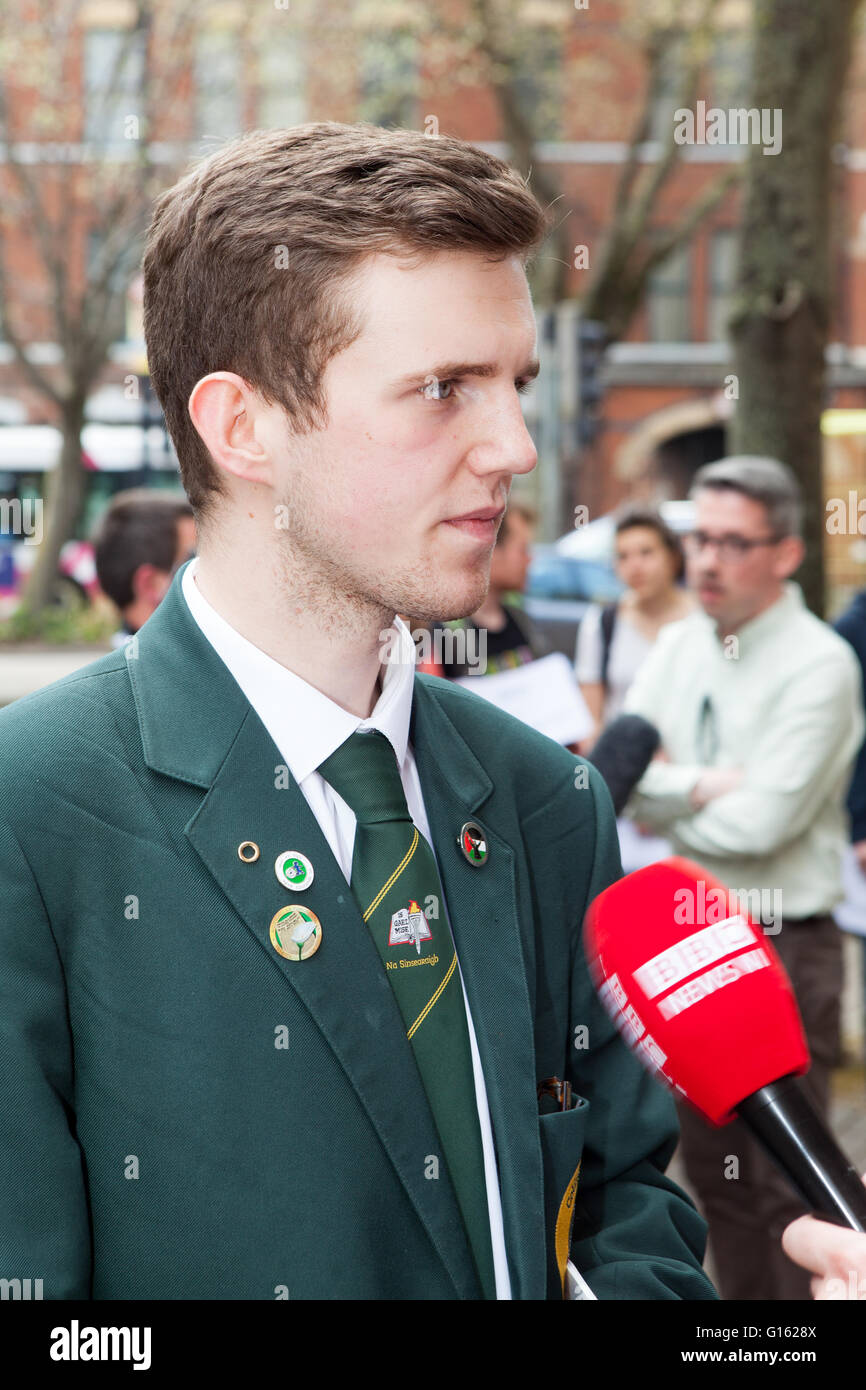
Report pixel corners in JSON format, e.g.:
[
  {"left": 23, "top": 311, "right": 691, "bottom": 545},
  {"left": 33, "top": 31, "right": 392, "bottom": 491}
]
[{"left": 274, "top": 473, "right": 492, "bottom": 631}]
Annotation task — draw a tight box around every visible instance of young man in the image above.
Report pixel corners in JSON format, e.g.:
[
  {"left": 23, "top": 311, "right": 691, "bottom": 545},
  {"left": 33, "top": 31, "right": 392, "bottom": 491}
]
[{"left": 0, "top": 124, "right": 716, "bottom": 1301}]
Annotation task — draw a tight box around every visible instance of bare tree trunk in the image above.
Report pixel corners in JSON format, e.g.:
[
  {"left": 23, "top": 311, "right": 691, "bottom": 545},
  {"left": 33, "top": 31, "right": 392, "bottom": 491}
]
[
  {"left": 728, "top": 0, "right": 862, "bottom": 617},
  {"left": 21, "top": 398, "right": 88, "bottom": 615},
  {"left": 0, "top": 0, "right": 198, "bottom": 619}
]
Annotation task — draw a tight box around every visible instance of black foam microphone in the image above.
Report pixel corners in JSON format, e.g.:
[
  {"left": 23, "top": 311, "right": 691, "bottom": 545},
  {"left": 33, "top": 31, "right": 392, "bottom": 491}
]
[{"left": 586, "top": 713, "right": 661, "bottom": 814}]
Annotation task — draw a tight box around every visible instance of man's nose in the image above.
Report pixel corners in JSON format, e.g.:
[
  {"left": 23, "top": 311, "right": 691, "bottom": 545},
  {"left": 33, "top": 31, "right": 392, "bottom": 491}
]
[{"left": 470, "top": 391, "right": 537, "bottom": 477}]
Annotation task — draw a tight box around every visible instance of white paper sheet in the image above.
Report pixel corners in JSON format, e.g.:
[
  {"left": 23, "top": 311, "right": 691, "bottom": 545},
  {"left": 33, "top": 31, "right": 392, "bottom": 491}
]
[
  {"left": 835, "top": 843, "right": 866, "bottom": 938},
  {"left": 455, "top": 652, "right": 595, "bottom": 746}
]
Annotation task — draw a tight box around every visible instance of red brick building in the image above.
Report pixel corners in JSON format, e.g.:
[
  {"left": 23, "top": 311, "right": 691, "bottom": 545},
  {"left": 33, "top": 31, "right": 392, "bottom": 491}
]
[{"left": 2, "top": 0, "right": 865, "bottom": 608}]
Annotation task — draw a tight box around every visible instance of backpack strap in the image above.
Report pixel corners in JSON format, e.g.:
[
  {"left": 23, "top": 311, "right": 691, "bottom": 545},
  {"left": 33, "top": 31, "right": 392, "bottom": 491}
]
[{"left": 599, "top": 602, "right": 618, "bottom": 693}]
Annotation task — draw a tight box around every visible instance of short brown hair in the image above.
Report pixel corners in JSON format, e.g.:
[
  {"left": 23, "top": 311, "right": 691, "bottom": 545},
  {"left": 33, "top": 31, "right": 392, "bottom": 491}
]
[
  {"left": 143, "top": 122, "right": 551, "bottom": 525},
  {"left": 92, "top": 488, "right": 194, "bottom": 609},
  {"left": 689, "top": 456, "right": 802, "bottom": 537}
]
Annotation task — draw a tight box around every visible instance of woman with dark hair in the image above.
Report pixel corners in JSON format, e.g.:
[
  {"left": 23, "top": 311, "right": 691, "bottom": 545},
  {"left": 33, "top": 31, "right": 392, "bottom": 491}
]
[{"left": 575, "top": 505, "right": 695, "bottom": 738}]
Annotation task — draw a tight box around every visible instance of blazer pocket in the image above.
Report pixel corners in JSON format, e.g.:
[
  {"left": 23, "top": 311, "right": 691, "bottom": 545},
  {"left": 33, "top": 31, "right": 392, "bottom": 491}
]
[{"left": 539, "top": 1095, "right": 590, "bottom": 1297}]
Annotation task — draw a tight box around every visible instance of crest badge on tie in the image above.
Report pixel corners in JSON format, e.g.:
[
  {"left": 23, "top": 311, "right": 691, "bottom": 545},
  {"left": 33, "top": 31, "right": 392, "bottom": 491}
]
[{"left": 388, "top": 899, "right": 432, "bottom": 954}]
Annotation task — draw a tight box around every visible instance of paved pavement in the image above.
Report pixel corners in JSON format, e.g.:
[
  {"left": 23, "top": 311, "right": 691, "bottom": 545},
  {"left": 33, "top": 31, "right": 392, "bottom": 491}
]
[
  {"left": 0, "top": 645, "right": 109, "bottom": 706},
  {"left": 831, "top": 1062, "right": 866, "bottom": 1172}
]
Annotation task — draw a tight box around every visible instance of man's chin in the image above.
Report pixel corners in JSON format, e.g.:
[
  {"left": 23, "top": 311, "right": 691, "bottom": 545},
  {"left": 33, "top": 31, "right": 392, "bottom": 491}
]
[
  {"left": 699, "top": 595, "right": 740, "bottom": 634},
  {"left": 398, "top": 579, "right": 489, "bottom": 626},
  {"left": 408, "top": 554, "right": 491, "bottom": 622}
]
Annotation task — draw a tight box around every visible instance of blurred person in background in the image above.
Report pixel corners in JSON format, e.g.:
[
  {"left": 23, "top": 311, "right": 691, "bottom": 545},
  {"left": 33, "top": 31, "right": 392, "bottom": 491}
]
[
  {"left": 418, "top": 501, "right": 552, "bottom": 678},
  {"left": 93, "top": 489, "right": 196, "bottom": 648},
  {"left": 575, "top": 506, "right": 694, "bottom": 735},
  {"left": 622, "top": 455, "right": 865, "bottom": 1301},
  {"left": 832, "top": 585, "right": 866, "bottom": 1039},
  {"left": 576, "top": 506, "right": 694, "bottom": 868}
]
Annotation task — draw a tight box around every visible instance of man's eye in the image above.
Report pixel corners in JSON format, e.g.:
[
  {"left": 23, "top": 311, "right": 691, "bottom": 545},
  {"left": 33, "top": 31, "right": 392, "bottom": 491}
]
[
  {"left": 421, "top": 377, "right": 457, "bottom": 401},
  {"left": 418, "top": 377, "right": 535, "bottom": 402}
]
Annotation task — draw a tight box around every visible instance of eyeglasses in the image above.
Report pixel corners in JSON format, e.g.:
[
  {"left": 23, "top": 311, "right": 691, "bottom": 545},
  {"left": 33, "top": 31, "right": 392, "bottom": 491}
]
[{"left": 684, "top": 531, "right": 782, "bottom": 561}]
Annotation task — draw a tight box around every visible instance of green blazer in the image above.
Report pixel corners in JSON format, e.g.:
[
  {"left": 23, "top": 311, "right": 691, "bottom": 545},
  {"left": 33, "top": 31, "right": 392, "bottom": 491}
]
[{"left": 0, "top": 563, "right": 717, "bottom": 1301}]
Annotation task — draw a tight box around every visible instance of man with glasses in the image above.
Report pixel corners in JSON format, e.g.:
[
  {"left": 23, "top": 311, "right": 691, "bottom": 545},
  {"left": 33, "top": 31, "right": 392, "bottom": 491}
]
[{"left": 622, "top": 455, "right": 864, "bottom": 1301}]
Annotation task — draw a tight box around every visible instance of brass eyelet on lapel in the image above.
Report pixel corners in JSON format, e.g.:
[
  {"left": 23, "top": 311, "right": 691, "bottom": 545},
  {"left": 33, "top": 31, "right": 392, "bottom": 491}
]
[{"left": 238, "top": 840, "right": 261, "bottom": 864}]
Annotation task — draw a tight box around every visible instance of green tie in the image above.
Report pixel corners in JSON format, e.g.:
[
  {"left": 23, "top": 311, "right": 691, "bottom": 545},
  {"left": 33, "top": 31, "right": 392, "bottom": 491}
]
[{"left": 317, "top": 728, "right": 497, "bottom": 1299}]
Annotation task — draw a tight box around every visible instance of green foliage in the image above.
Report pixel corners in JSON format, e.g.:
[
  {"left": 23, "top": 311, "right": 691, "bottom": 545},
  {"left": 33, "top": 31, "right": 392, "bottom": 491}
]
[{"left": 0, "top": 602, "right": 115, "bottom": 646}]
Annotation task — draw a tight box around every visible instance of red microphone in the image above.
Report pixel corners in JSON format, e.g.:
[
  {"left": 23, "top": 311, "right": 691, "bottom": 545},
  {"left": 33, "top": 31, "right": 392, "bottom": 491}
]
[{"left": 584, "top": 856, "right": 866, "bottom": 1231}]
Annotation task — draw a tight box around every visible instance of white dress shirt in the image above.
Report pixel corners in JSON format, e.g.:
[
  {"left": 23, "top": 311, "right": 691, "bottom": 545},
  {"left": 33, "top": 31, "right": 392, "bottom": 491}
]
[{"left": 181, "top": 557, "right": 512, "bottom": 1298}]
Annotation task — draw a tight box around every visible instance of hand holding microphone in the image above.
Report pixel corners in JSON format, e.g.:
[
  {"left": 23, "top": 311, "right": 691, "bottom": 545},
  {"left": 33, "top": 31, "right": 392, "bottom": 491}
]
[
  {"left": 782, "top": 1178, "right": 866, "bottom": 1299},
  {"left": 583, "top": 856, "right": 866, "bottom": 1233}
]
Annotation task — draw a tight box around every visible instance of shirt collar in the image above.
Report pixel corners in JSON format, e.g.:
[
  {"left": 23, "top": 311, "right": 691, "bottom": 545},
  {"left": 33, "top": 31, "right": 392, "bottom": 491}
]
[{"left": 181, "top": 556, "right": 417, "bottom": 784}]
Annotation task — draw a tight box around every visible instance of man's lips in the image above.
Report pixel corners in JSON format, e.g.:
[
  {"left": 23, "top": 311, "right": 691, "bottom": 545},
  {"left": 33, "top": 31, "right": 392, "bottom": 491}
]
[
  {"left": 441, "top": 505, "right": 505, "bottom": 543},
  {"left": 444, "top": 506, "right": 505, "bottom": 522}
]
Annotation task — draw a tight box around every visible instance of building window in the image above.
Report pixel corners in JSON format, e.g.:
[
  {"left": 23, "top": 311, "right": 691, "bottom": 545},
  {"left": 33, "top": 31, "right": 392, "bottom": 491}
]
[
  {"left": 647, "top": 241, "right": 692, "bottom": 342},
  {"left": 194, "top": 30, "right": 242, "bottom": 142},
  {"left": 257, "top": 31, "right": 307, "bottom": 127},
  {"left": 649, "top": 34, "right": 688, "bottom": 144},
  {"left": 512, "top": 27, "right": 563, "bottom": 141},
  {"left": 83, "top": 26, "right": 146, "bottom": 147},
  {"left": 708, "top": 228, "right": 738, "bottom": 342},
  {"left": 708, "top": 28, "right": 752, "bottom": 113},
  {"left": 357, "top": 29, "right": 418, "bottom": 129},
  {"left": 87, "top": 231, "right": 139, "bottom": 346}
]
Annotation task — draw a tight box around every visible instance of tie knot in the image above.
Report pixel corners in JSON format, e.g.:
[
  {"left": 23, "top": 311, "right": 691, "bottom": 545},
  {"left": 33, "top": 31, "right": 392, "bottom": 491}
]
[{"left": 317, "top": 729, "right": 410, "bottom": 825}]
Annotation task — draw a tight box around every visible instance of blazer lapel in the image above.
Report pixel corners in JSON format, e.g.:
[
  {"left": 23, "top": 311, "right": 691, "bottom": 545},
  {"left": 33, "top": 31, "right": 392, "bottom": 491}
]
[
  {"left": 127, "top": 568, "right": 481, "bottom": 1300},
  {"left": 410, "top": 679, "right": 547, "bottom": 1300}
]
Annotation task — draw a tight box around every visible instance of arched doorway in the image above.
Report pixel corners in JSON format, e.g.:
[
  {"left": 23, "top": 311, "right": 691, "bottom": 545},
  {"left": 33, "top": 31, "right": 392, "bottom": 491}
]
[{"left": 616, "top": 395, "right": 732, "bottom": 498}]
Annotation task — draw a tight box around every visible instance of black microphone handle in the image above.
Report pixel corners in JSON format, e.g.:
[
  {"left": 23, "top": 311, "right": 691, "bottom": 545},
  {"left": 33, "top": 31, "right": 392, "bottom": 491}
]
[{"left": 737, "top": 1074, "right": 866, "bottom": 1231}]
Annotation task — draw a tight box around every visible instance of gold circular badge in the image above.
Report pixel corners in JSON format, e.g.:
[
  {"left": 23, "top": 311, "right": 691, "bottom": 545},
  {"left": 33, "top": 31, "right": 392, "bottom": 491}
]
[{"left": 269, "top": 904, "right": 323, "bottom": 961}]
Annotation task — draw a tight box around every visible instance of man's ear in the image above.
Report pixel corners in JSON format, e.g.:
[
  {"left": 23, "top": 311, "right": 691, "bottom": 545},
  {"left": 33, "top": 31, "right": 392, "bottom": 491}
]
[
  {"left": 130, "top": 561, "right": 172, "bottom": 605},
  {"left": 188, "top": 372, "right": 273, "bottom": 487},
  {"left": 775, "top": 533, "right": 806, "bottom": 580}
]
